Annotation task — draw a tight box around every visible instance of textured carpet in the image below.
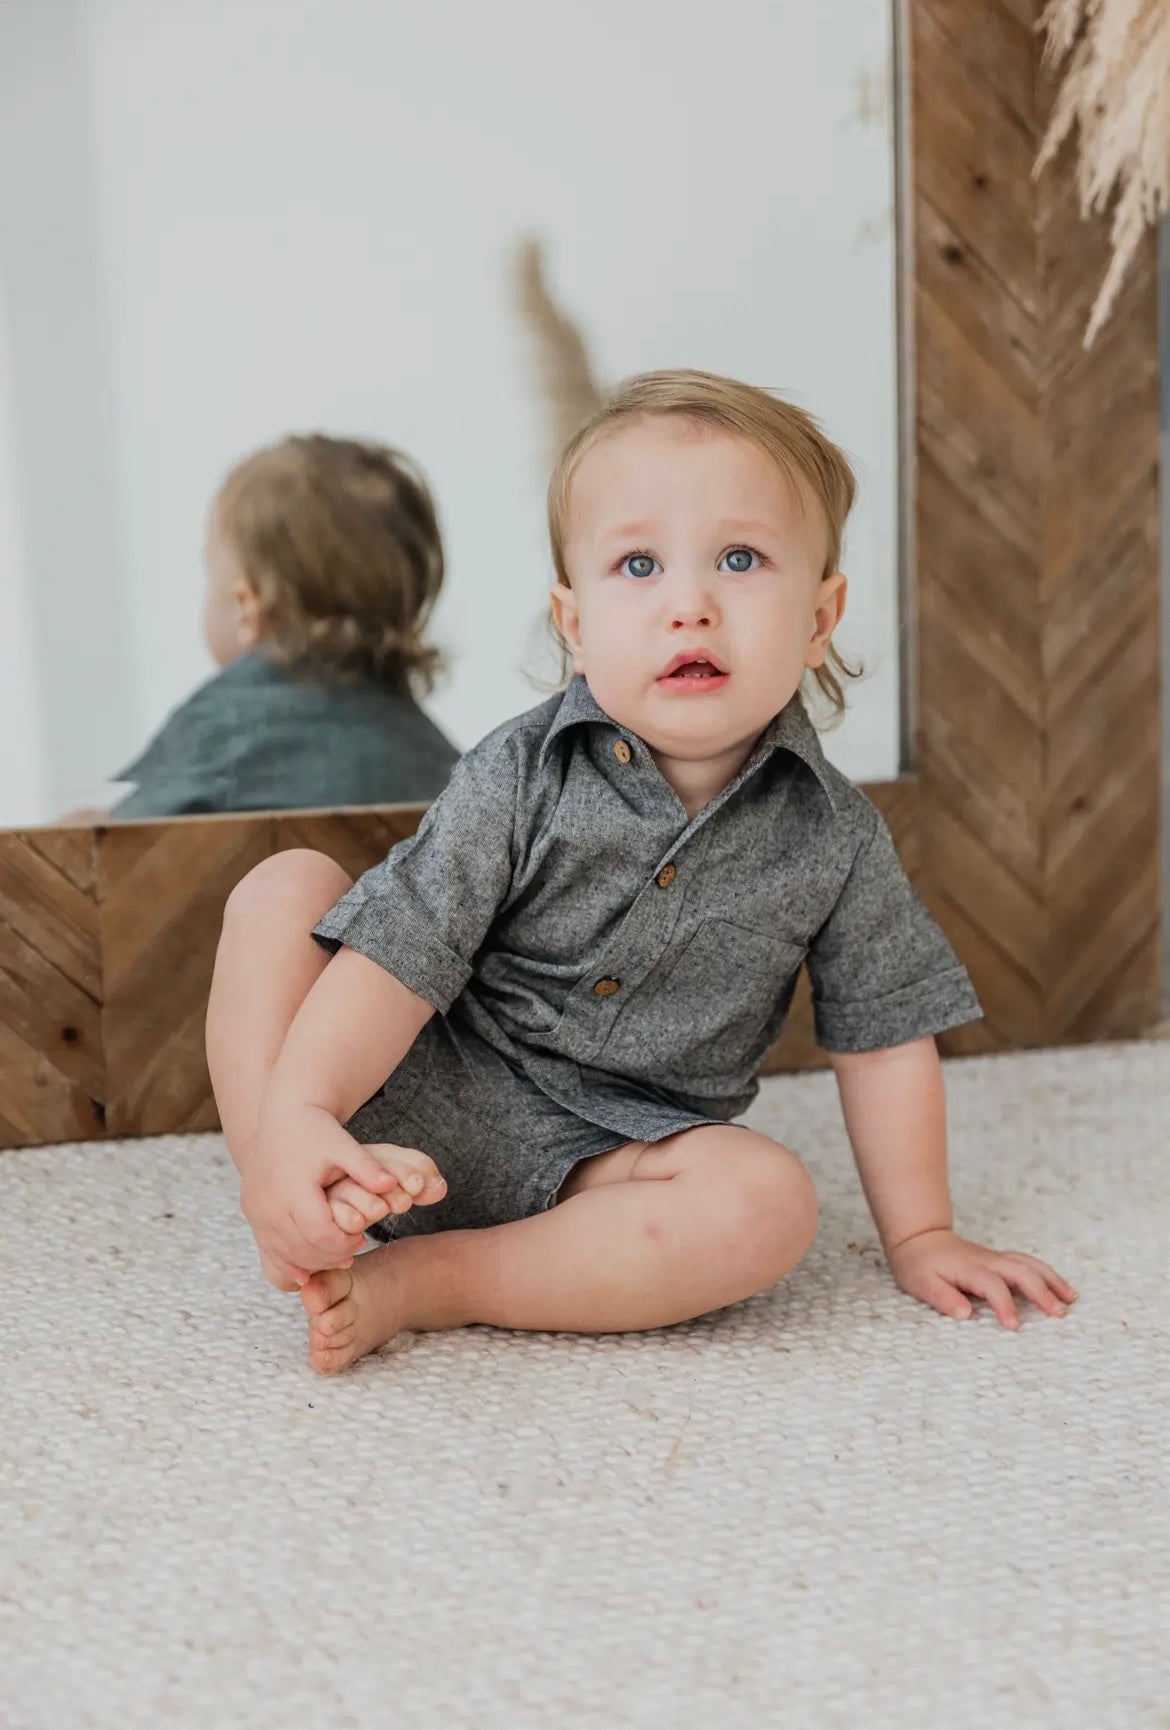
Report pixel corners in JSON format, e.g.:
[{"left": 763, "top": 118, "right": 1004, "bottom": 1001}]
[{"left": 2, "top": 1040, "right": 1168, "bottom": 1730}]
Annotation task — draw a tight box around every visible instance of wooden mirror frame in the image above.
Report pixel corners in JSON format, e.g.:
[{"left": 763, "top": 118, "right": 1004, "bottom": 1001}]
[{"left": 1, "top": 0, "right": 1161, "bottom": 1148}]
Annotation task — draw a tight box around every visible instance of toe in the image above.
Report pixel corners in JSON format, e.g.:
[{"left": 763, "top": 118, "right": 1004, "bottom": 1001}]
[
  {"left": 313, "top": 1299, "right": 356, "bottom": 1338},
  {"left": 309, "top": 1336, "right": 357, "bottom": 1375},
  {"left": 299, "top": 1268, "right": 353, "bottom": 1317}
]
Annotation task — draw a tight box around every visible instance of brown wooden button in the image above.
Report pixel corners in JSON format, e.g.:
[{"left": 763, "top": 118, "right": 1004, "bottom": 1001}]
[
  {"left": 656, "top": 863, "right": 677, "bottom": 888},
  {"left": 613, "top": 739, "right": 632, "bottom": 764},
  {"left": 593, "top": 977, "right": 621, "bottom": 996}
]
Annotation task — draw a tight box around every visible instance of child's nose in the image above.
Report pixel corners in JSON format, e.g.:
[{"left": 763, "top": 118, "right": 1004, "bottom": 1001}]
[{"left": 665, "top": 577, "right": 716, "bottom": 628}]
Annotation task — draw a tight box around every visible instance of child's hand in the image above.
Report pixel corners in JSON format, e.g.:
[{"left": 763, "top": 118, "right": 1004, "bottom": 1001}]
[
  {"left": 886, "top": 1228, "right": 1078, "bottom": 1330},
  {"left": 242, "top": 1103, "right": 430, "bottom": 1290},
  {"left": 324, "top": 1146, "right": 448, "bottom": 1235}
]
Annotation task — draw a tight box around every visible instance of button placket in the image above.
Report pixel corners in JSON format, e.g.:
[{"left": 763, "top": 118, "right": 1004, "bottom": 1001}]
[{"left": 564, "top": 824, "right": 708, "bottom": 1066}]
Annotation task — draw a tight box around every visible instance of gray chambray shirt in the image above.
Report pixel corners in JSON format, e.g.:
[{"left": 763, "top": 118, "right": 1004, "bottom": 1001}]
[{"left": 313, "top": 673, "right": 982, "bottom": 1140}]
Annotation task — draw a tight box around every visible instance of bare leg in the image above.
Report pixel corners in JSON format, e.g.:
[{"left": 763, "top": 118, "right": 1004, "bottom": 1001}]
[
  {"left": 206, "top": 848, "right": 354, "bottom": 1172},
  {"left": 300, "top": 1126, "right": 818, "bottom": 1372},
  {"left": 208, "top": 848, "right": 446, "bottom": 1290}
]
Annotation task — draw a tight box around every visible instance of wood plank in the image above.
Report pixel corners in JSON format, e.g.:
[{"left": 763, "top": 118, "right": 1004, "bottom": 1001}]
[
  {"left": 26, "top": 826, "right": 97, "bottom": 896},
  {"left": 923, "top": 796, "right": 1045, "bottom": 989},
  {"left": 1058, "top": 916, "right": 1163, "bottom": 1044},
  {"left": 919, "top": 0, "right": 1037, "bottom": 134},
  {"left": 916, "top": 194, "right": 1038, "bottom": 411},
  {"left": 271, "top": 805, "right": 426, "bottom": 885},
  {"left": 0, "top": 832, "right": 102, "bottom": 1000},
  {"left": 913, "top": 1, "right": 1039, "bottom": 317},
  {"left": 1048, "top": 626, "right": 1159, "bottom": 799},
  {"left": 917, "top": 294, "right": 1040, "bottom": 559},
  {"left": 99, "top": 817, "right": 274, "bottom": 1138},
  {"left": 0, "top": 830, "right": 105, "bottom": 1147}
]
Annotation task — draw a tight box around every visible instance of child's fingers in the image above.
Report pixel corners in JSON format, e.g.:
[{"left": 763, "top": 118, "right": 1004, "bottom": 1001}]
[
  {"left": 290, "top": 1190, "right": 368, "bottom": 1266},
  {"left": 957, "top": 1269, "right": 1020, "bottom": 1331},
  {"left": 993, "top": 1260, "right": 1069, "bottom": 1318},
  {"left": 995, "top": 1252, "right": 1078, "bottom": 1304},
  {"left": 919, "top": 1275, "right": 972, "bottom": 1321},
  {"left": 326, "top": 1176, "right": 392, "bottom": 1234}
]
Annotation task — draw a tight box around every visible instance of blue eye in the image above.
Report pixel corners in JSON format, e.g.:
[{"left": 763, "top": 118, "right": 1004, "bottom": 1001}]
[
  {"left": 721, "top": 547, "right": 759, "bottom": 573},
  {"left": 622, "top": 552, "right": 659, "bottom": 580}
]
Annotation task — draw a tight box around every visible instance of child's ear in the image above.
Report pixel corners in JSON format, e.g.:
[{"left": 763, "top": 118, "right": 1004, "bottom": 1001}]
[
  {"left": 804, "top": 572, "right": 847, "bottom": 670},
  {"left": 549, "top": 582, "right": 585, "bottom": 670},
  {"left": 233, "top": 579, "right": 263, "bottom": 651}
]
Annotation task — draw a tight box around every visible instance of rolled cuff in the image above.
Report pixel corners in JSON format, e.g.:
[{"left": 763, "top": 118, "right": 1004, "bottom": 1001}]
[
  {"left": 813, "top": 966, "right": 982, "bottom": 1054},
  {"left": 312, "top": 895, "right": 471, "bottom": 1015}
]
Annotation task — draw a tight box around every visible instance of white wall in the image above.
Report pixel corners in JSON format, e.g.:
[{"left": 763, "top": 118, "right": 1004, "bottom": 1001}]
[{"left": 4, "top": 0, "right": 902, "bottom": 822}]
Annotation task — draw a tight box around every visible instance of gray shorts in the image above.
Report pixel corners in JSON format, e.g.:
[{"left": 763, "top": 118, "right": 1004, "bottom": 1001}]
[{"left": 345, "top": 1010, "right": 728, "bottom": 1241}]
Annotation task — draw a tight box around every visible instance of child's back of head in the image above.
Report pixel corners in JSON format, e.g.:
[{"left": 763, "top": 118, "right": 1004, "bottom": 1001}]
[{"left": 206, "top": 433, "right": 446, "bottom": 699}]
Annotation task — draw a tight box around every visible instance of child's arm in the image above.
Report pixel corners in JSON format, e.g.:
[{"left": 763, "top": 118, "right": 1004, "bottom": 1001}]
[
  {"left": 241, "top": 948, "right": 440, "bottom": 1284},
  {"left": 831, "top": 1038, "right": 1077, "bottom": 1329}
]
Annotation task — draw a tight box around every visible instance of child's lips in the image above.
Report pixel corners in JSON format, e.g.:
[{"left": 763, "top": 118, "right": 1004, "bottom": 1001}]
[
  {"left": 658, "top": 649, "right": 729, "bottom": 678},
  {"left": 656, "top": 665, "right": 731, "bottom": 693}
]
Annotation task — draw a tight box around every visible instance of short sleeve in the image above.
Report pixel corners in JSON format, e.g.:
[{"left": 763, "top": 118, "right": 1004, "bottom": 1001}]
[
  {"left": 806, "top": 805, "right": 982, "bottom": 1053},
  {"left": 311, "top": 736, "right": 517, "bottom": 1013}
]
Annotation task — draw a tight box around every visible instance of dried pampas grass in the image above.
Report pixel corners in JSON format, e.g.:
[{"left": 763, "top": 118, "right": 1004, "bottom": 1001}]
[
  {"left": 1035, "top": 0, "right": 1170, "bottom": 345},
  {"left": 510, "top": 236, "right": 603, "bottom": 464}
]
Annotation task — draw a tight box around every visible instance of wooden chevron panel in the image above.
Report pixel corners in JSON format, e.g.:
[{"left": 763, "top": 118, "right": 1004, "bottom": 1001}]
[
  {"left": 0, "top": 807, "right": 432, "bottom": 1148},
  {"left": 911, "top": 0, "right": 1161, "bottom": 1056},
  {"left": 0, "top": 830, "right": 105, "bottom": 1143}
]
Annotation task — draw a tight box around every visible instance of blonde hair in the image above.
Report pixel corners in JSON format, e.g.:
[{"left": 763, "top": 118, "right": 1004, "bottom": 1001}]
[
  {"left": 215, "top": 434, "right": 446, "bottom": 696},
  {"left": 543, "top": 368, "right": 860, "bottom": 717}
]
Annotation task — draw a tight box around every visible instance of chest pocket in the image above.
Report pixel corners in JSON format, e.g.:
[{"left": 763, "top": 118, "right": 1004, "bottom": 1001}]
[{"left": 634, "top": 917, "right": 807, "bottom": 1078}]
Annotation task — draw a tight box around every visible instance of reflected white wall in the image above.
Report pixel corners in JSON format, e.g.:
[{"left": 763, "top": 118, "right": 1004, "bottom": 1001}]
[{"left": 0, "top": 0, "right": 135, "bottom": 823}]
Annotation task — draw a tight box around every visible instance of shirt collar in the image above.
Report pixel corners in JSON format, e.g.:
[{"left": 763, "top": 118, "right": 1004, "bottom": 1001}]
[{"left": 537, "top": 673, "right": 839, "bottom": 813}]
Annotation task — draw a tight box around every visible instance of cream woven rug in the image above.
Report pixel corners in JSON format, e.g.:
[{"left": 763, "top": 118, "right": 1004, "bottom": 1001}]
[{"left": 2, "top": 1041, "right": 1168, "bottom": 1730}]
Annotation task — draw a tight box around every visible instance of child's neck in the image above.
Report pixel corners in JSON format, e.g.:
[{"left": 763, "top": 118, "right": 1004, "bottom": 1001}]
[{"left": 649, "top": 733, "right": 764, "bottom": 823}]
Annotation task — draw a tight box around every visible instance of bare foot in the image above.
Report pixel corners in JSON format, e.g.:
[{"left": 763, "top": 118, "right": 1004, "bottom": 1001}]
[{"left": 299, "top": 1246, "right": 405, "bottom": 1374}]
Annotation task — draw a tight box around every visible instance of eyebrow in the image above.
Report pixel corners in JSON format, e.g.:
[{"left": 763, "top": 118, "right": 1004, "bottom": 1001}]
[{"left": 600, "top": 517, "right": 783, "bottom": 545}]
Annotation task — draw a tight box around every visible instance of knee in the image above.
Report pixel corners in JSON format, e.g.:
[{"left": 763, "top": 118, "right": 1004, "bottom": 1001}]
[
  {"left": 716, "top": 1139, "right": 818, "bottom": 1281},
  {"left": 222, "top": 848, "right": 353, "bottom": 930}
]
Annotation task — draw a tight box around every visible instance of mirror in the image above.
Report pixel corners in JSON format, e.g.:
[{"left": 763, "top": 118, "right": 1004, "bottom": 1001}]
[{"left": 1, "top": 0, "right": 905, "bottom": 829}]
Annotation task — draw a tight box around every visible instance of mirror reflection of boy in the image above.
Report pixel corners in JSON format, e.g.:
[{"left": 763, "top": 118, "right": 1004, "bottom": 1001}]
[{"left": 62, "top": 435, "right": 458, "bottom": 822}]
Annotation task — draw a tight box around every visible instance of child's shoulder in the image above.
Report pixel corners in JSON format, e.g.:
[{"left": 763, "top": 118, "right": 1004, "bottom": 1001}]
[{"left": 771, "top": 705, "right": 885, "bottom": 852}]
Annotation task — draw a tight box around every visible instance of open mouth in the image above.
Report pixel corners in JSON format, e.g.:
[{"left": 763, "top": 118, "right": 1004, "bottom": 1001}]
[{"left": 659, "top": 657, "right": 728, "bottom": 682}]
